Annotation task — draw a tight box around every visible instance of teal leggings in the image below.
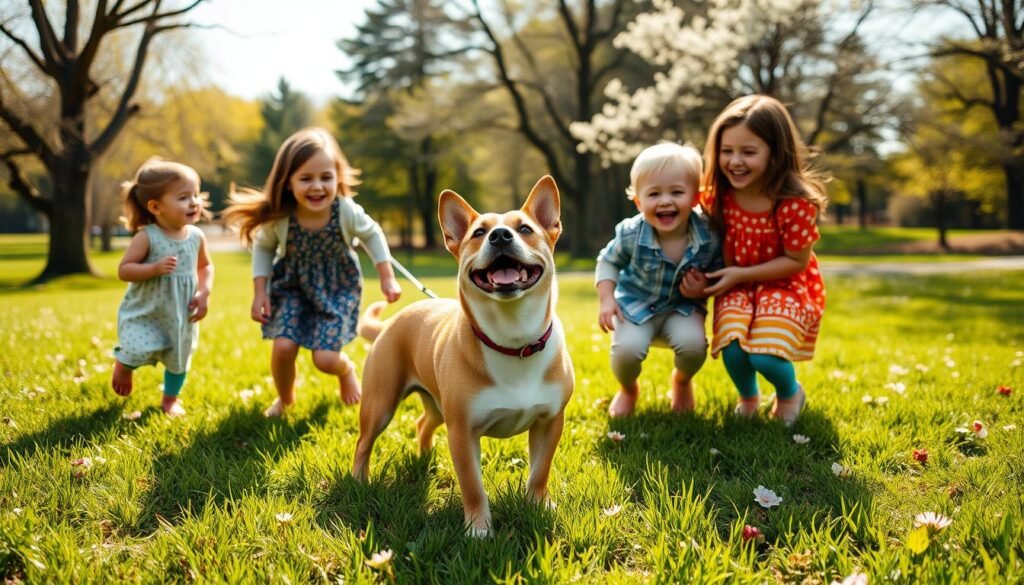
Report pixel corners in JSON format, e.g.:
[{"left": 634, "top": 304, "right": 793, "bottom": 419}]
[
  {"left": 721, "top": 340, "right": 798, "bottom": 399},
  {"left": 116, "top": 362, "right": 187, "bottom": 397}
]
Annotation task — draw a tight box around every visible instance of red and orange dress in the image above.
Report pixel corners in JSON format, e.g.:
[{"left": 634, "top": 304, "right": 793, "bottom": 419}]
[{"left": 710, "top": 191, "right": 825, "bottom": 362}]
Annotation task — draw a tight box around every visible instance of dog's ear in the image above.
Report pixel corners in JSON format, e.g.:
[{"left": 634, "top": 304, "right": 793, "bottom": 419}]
[
  {"left": 439, "top": 189, "right": 478, "bottom": 255},
  {"left": 522, "top": 175, "right": 561, "bottom": 242}
]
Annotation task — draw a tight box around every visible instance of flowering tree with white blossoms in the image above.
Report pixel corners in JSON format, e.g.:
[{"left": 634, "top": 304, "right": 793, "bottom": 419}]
[{"left": 571, "top": 0, "right": 883, "bottom": 166}]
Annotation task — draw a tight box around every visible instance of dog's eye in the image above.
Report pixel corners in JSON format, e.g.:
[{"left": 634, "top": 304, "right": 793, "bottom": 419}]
[
  {"left": 518, "top": 224, "right": 533, "bottom": 235},
  {"left": 472, "top": 227, "right": 486, "bottom": 238}
]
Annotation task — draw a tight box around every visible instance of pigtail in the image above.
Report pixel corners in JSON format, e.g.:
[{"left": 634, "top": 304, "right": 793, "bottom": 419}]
[{"left": 120, "top": 180, "right": 153, "bottom": 233}]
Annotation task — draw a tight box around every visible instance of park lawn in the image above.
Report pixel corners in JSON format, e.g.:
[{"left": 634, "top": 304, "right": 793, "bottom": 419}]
[{"left": 0, "top": 246, "right": 1022, "bottom": 582}]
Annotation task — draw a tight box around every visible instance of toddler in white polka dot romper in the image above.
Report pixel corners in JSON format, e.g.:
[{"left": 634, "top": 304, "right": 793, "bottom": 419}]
[{"left": 111, "top": 157, "right": 214, "bottom": 417}]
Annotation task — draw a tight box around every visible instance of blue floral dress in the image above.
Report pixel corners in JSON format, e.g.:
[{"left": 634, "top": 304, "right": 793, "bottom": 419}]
[{"left": 262, "top": 199, "right": 362, "bottom": 351}]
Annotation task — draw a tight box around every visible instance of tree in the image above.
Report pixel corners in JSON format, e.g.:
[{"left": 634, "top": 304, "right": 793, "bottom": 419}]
[
  {"left": 243, "top": 78, "right": 312, "bottom": 188},
  {"left": 0, "top": 0, "right": 206, "bottom": 281},
  {"left": 571, "top": 0, "right": 891, "bottom": 165},
  {"left": 339, "top": 0, "right": 475, "bottom": 248},
  {"left": 917, "top": 0, "right": 1024, "bottom": 229},
  {"left": 467, "top": 0, "right": 635, "bottom": 257}
]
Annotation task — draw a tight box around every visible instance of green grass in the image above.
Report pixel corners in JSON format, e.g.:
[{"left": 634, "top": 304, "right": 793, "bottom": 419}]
[
  {"left": 1, "top": 238, "right": 1023, "bottom": 583},
  {"left": 815, "top": 226, "right": 993, "bottom": 255}
]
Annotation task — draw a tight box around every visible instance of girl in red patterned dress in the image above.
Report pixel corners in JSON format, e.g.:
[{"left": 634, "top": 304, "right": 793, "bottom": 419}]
[{"left": 700, "top": 95, "right": 828, "bottom": 426}]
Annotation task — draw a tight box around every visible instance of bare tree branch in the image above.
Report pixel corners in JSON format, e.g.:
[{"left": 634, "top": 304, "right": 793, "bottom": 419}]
[
  {"left": 0, "top": 89, "right": 55, "bottom": 166},
  {"left": 114, "top": 0, "right": 205, "bottom": 30},
  {"left": 28, "top": 0, "right": 63, "bottom": 68},
  {"left": 0, "top": 21, "right": 50, "bottom": 74},
  {"left": 1, "top": 151, "right": 52, "bottom": 214}
]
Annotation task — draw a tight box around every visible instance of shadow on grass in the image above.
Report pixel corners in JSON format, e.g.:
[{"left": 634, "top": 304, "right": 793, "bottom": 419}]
[
  {"left": 598, "top": 406, "right": 873, "bottom": 543},
  {"left": 314, "top": 439, "right": 558, "bottom": 581},
  {"left": 131, "top": 401, "right": 331, "bottom": 534},
  {"left": 1, "top": 404, "right": 124, "bottom": 465}
]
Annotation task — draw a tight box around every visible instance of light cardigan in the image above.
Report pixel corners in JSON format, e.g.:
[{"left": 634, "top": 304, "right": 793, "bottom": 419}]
[{"left": 251, "top": 196, "right": 391, "bottom": 278}]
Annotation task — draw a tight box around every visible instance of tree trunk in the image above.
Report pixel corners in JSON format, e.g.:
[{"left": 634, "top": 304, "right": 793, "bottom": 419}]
[
  {"left": 39, "top": 163, "right": 96, "bottom": 281},
  {"left": 932, "top": 189, "right": 949, "bottom": 251},
  {"left": 571, "top": 151, "right": 593, "bottom": 258},
  {"left": 419, "top": 137, "right": 437, "bottom": 249},
  {"left": 856, "top": 178, "right": 868, "bottom": 229},
  {"left": 1004, "top": 162, "right": 1024, "bottom": 230}
]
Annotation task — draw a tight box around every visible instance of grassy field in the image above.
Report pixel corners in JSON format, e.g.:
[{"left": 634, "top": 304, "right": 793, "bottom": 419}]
[{"left": 1, "top": 236, "right": 1023, "bottom": 583}]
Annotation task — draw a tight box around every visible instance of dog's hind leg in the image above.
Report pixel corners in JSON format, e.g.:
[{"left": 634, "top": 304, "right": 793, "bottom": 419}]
[
  {"left": 525, "top": 411, "right": 565, "bottom": 504},
  {"left": 415, "top": 392, "right": 444, "bottom": 453},
  {"left": 351, "top": 355, "right": 406, "bottom": 481}
]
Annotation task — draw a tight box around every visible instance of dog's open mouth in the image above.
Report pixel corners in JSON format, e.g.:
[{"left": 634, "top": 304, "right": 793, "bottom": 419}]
[{"left": 470, "top": 255, "right": 543, "bottom": 293}]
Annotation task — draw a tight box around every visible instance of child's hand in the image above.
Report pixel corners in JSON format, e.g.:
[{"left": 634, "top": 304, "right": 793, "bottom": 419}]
[
  {"left": 703, "top": 266, "right": 745, "bottom": 296},
  {"left": 598, "top": 296, "right": 624, "bottom": 333},
  {"left": 380, "top": 276, "right": 402, "bottom": 303},
  {"left": 679, "top": 268, "right": 708, "bottom": 299},
  {"left": 251, "top": 291, "right": 271, "bottom": 324},
  {"left": 153, "top": 255, "right": 178, "bottom": 276},
  {"left": 189, "top": 291, "right": 210, "bottom": 322}
]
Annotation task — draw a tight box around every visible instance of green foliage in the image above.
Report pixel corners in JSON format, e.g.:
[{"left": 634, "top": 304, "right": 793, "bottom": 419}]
[
  {"left": 1, "top": 241, "right": 1022, "bottom": 582},
  {"left": 243, "top": 79, "right": 314, "bottom": 187}
]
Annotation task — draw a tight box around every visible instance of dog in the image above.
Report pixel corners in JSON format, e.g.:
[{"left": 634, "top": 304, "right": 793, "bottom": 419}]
[{"left": 352, "top": 175, "right": 574, "bottom": 537}]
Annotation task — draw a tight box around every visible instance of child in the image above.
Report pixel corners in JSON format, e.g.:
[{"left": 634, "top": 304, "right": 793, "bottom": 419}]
[
  {"left": 595, "top": 142, "right": 722, "bottom": 418},
  {"left": 112, "top": 157, "right": 214, "bottom": 417},
  {"left": 223, "top": 127, "right": 402, "bottom": 417},
  {"left": 701, "top": 95, "right": 828, "bottom": 426}
]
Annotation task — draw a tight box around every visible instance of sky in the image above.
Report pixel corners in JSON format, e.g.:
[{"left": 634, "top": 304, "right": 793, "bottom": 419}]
[{"left": 189, "top": 0, "right": 377, "bottom": 103}]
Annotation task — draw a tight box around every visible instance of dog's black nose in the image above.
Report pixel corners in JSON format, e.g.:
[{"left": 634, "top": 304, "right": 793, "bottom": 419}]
[{"left": 488, "top": 227, "right": 514, "bottom": 247}]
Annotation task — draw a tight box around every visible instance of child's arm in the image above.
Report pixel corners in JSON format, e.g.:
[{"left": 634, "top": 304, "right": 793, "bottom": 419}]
[
  {"left": 596, "top": 279, "right": 624, "bottom": 332},
  {"left": 704, "top": 245, "right": 812, "bottom": 296},
  {"left": 189, "top": 232, "right": 215, "bottom": 322},
  {"left": 375, "top": 260, "right": 402, "bottom": 303},
  {"left": 118, "top": 230, "right": 175, "bottom": 282},
  {"left": 251, "top": 277, "right": 270, "bottom": 324},
  {"left": 250, "top": 223, "right": 279, "bottom": 324}
]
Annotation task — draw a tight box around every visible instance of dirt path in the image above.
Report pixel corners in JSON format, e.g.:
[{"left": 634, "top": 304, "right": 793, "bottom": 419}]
[{"left": 822, "top": 256, "right": 1024, "bottom": 275}]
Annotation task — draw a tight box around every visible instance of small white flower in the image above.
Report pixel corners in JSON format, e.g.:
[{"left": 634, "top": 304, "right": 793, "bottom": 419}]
[
  {"left": 792, "top": 434, "right": 810, "bottom": 444},
  {"left": 875, "top": 396, "right": 889, "bottom": 405},
  {"left": 93, "top": 456, "right": 107, "bottom": 465},
  {"left": 972, "top": 421, "right": 988, "bottom": 439},
  {"left": 914, "top": 511, "right": 952, "bottom": 531},
  {"left": 832, "top": 462, "right": 852, "bottom": 478},
  {"left": 606, "top": 431, "right": 625, "bottom": 443},
  {"left": 709, "top": 447, "right": 722, "bottom": 456},
  {"left": 752, "top": 485, "right": 782, "bottom": 508},
  {"left": 862, "top": 394, "right": 874, "bottom": 404},
  {"left": 12, "top": 508, "right": 23, "bottom": 515},
  {"left": 603, "top": 504, "right": 622, "bottom": 516},
  {"left": 239, "top": 389, "right": 255, "bottom": 403},
  {"left": 889, "top": 364, "right": 909, "bottom": 376},
  {"left": 275, "top": 512, "right": 293, "bottom": 523},
  {"left": 831, "top": 572, "right": 869, "bottom": 585},
  {"left": 1003, "top": 424, "right": 1017, "bottom": 431},
  {"left": 122, "top": 410, "right": 142, "bottom": 421},
  {"left": 366, "top": 548, "right": 394, "bottom": 569},
  {"left": 885, "top": 382, "right": 907, "bottom": 394},
  {"left": 508, "top": 457, "right": 524, "bottom": 468}
]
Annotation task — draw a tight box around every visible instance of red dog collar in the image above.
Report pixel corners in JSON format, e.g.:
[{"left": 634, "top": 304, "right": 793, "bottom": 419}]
[{"left": 472, "top": 323, "right": 553, "bottom": 359}]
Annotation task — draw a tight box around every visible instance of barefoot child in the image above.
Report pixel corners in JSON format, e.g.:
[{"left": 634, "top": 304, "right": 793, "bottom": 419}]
[
  {"left": 596, "top": 143, "right": 721, "bottom": 417},
  {"left": 112, "top": 158, "right": 214, "bottom": 417},
  {"left": 702, "top": 95, "right": 828, "bottom": 426},
  {"left": 223, "top": 127, "right": 401, "bottom": 417}
]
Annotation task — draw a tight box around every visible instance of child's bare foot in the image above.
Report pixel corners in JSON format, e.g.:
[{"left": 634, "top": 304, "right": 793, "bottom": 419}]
[
  {"left": 111, "top": 361, "right": 133, "bottom": 396},
  {"left": 608, "top": 382, "right": 639, "bottom": 418},
  {"left": 339, "top": 367, "right": 361, "bottom": 405},
  {"left": 734, "top": 395, "right": 760, "bottom": 418},
  {"left": 770, "top": 386, "right": 805, "bottom": 427},
  {"left": 667, "top": 369, "right": 695, "bottom": 413},
  {"left": 263, "top": 398, "right": 291, "bottom": 417},
  {"left": 161, "top": 396, "right": 186, "bottom": 417}
]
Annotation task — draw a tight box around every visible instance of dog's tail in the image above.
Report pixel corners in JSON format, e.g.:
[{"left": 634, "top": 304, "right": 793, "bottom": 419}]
[{"left": 357, "top": 301, "right": 388, "bottom": 342}]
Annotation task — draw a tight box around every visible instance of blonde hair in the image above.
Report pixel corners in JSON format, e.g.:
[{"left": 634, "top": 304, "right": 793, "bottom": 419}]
[
  {"left": 627, "top": 142, "right": 703, "bottom": 199},
  {"left": 120, "top": 157, "right": 203, "bottom": 233},
  {"left": 222, "top": 127, "right": 360, "bottom": 246},
  {"left": 702, "top": 95, "right": 828, "bottom": 229}
]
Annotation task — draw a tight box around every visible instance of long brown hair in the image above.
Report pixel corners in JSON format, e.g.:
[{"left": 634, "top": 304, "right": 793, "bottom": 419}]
[
  {"left": 222, "top": 127, "right": 361, "bottom": 246},
  {"left": 120, "top": 157, "right": 204, "bottom": 233},
  {"left": 701, "top": 95, "right": 827, "bottom": 230}
]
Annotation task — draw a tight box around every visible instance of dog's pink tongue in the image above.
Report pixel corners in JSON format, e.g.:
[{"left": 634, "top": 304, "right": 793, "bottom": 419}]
[{"left": 490, "top": 268, "right": 519, "bottom": 285}]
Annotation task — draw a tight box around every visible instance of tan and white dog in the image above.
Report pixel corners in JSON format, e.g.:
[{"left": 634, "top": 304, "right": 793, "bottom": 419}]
[{"left": 352, "top": 175, "right": 574, "bottom": 536}]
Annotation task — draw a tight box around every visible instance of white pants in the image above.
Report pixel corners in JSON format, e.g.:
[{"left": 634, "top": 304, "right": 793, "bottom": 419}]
[{"left": 610, "top": 311, "right": 708, "bottom": 386}]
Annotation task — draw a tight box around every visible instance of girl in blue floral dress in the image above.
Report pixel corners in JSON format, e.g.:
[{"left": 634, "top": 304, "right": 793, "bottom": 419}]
[{"left": 224, "top": 128, "right": 401, "bottom": 417}]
